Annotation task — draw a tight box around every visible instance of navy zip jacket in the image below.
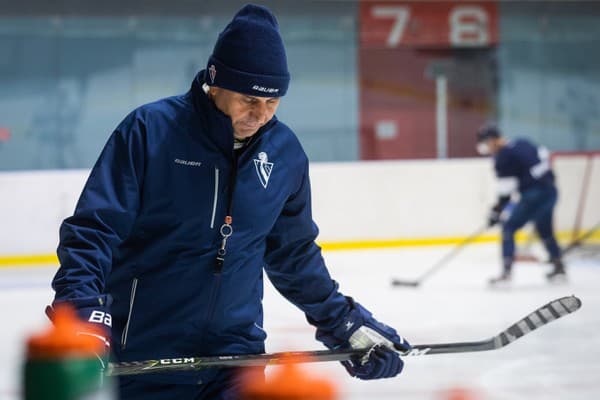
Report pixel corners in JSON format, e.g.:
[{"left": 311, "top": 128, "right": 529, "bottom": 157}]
[{"left": 51, "top": 72, "right": 350, "bottom": 384}]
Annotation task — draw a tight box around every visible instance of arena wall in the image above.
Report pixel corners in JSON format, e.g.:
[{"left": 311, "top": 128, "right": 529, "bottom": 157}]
[{"left": 2, "top": 156, "right": 597, "bottom": 262}]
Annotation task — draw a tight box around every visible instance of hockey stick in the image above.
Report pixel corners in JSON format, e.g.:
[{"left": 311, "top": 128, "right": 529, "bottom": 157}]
[
  {"left": 106, "top": 295, "right": 580, "bottom": 376},
  {"left": 391, "top": 224, "right": 489, "bottom": 287},
  {"left": 562, "top": 221, "right": 600, "bottom": 255}
]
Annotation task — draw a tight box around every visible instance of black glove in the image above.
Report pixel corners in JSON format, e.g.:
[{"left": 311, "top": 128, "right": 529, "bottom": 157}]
[
  {"left": 314, "top": 298, "right": 411, "bottom": 380},
  {"left": 46, "top": 297, "right": 112, "bottom": 371},
  {"left": 488, "top": 206, "right": 502, "bottom": 226},
  {"left": 488, "top": 196, "right": 510, "bottom": 227}
]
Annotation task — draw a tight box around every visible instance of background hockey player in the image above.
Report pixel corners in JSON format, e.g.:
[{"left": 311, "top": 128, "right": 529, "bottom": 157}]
[
  {"left": 47, "top": 4, "right": 410, "bottom": 399},
  {"left": 476, "top": 123, "right": 566, "bottom": 284}
]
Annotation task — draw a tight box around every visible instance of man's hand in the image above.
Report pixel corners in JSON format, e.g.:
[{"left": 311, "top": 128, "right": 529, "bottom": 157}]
[
  {"left": 45, "top": 304, "right": 111, "bottom": 371},
  {"left": 488, "top": 196, "right": 512, "bottom": 227},
  {"left": 488, "top": 205, "right": 502, "bottom": 227},
  {"left": 316, "top": 298, "right": 411, "bottom": 380},
  {"left": 343, "top": 323, "right": 411, "bottom": 379}
]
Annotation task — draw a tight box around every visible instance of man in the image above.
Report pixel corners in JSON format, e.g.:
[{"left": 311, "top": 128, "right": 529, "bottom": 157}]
[
  {"left": 48, "top": 5, "right": 410, "bottom": 399},
  {"left": 476, "top": 123, "right": 566, "bottom": 284}
]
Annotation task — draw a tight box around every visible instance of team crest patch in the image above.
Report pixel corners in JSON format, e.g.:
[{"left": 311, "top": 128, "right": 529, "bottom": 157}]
[
  {"left": 254, "top": 152, "right": 273, "bottom": 189},
  {"left": 209, "top": 65, "right": 216, "bottom": 83}
]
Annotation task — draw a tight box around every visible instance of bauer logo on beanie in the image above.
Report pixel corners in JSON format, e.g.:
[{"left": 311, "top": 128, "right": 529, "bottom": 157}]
[{"left": 205, "top": 4, "right": 290, "bottom": 97}]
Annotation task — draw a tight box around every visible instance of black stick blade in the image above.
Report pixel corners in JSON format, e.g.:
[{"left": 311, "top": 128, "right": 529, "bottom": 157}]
[{"left": 493, "top": 295, "right": 582, "bottom": 349}]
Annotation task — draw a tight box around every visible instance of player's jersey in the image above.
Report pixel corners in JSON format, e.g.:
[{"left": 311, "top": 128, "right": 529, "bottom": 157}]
[{"left": 494, "top": 138, "right": 555, "bottom": 193}]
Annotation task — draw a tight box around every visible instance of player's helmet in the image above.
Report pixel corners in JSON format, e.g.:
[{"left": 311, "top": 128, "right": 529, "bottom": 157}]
[
  {"left": 476, "top": 122, "right": 501, "bottom": 143},
  {"left": 476, "top": 122, "right": 501, "bottom": 155}
]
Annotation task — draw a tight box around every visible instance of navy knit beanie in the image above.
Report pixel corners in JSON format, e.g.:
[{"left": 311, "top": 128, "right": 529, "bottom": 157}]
[{"left": 205, "top": 4, "right": 290, "bottom": 97}]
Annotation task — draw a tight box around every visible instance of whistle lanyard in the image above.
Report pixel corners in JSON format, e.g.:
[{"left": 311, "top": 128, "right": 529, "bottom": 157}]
[{"left": 214, "top": 151, "right": 239, "bottom": 274}]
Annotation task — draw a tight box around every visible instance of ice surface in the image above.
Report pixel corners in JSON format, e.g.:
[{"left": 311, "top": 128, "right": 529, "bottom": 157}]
[{"left": 1, "top": 243, "right": 598, "bottom": 400}]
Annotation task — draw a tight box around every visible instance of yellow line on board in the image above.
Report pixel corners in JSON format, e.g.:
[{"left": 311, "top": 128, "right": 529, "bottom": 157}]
[
  {"left": 320, "top": 234, "right": 499, "bottom": 251},
  {"left": 320, "top": 229, "right": 600, "bottom": 252},
  {"left": 1, "top": 229, "right": 598, "bottom": 267},
  {"left": 0, "top": 254, "right": 59, "bottom": 267}
]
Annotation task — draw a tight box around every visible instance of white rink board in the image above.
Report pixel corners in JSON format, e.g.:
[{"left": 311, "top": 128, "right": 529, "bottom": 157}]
[
  {"left": 0, "top": 244, "right": 598, "bottom": 399},
  {"left": 1, "top": 156, "right": 597, "bottom": 256},
  {"left": 552, "top": 153, "right": 600, "bottom": 235}
]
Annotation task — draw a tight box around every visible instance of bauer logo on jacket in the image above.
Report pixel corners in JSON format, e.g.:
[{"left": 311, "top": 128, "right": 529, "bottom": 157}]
[
  {"left": 254, "top": 152, "right": 273, "bottom": 189},
  {"left": 174, "top": 158, "right": 202, "bottom": 167}
]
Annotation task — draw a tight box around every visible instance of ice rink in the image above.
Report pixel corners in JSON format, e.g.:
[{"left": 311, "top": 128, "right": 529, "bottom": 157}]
[{"left": 1, "top": 243, "right": 598, "bottom": 400}]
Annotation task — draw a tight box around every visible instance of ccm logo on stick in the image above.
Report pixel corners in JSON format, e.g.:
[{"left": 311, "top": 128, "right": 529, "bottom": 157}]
[{"left": 159, "top": 358, "right": 195, "bottom": 365}]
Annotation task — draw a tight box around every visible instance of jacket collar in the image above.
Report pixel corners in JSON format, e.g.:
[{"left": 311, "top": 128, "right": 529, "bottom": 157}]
[
  {"left": 190, "top": 71, "right": 234, "bottom": 159},
  {"left": 190, "top": 70, "right": 278, "bottom": 160}
]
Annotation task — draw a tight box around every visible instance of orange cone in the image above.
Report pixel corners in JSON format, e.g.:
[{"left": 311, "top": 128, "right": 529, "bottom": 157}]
[
  {"left": 240, "top": 356, "right": 337, "bottom": 400},
  {"left": 440, "top": 386, "right": 481, "bottom": 400}
]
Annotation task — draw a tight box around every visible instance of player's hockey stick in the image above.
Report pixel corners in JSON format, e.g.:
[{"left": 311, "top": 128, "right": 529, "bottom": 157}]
[
  {"left": 106, "top": 295, "right": 580, "bottom": 376},
  {"left": 516, "top": 221, "right": 600, "bottom": 262},
  {"left": 562, "top": 220, "right": 600, "bottom": 255},
  {"left": 391, "top": 224, "right": 489, "bottom": 287}
]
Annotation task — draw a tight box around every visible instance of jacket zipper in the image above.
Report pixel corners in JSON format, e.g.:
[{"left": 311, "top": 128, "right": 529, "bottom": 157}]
[
  {"left": 214, "top": 151, "right": 238, "bottom": 274},
  {"left": 202, "top": 149, "right": 242, "bottom": 343},
  {"left": 121, "top": 277, "right": 138, "bottom": 350},
  {"left": 210, "top": 167, "right": 219, "bottom": 229},
  {"left": 200, "top": 274, "right": 222, "bottom": 344},
  {"left": 199, "top": 166, "right": 224, "bottom": 344}
]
